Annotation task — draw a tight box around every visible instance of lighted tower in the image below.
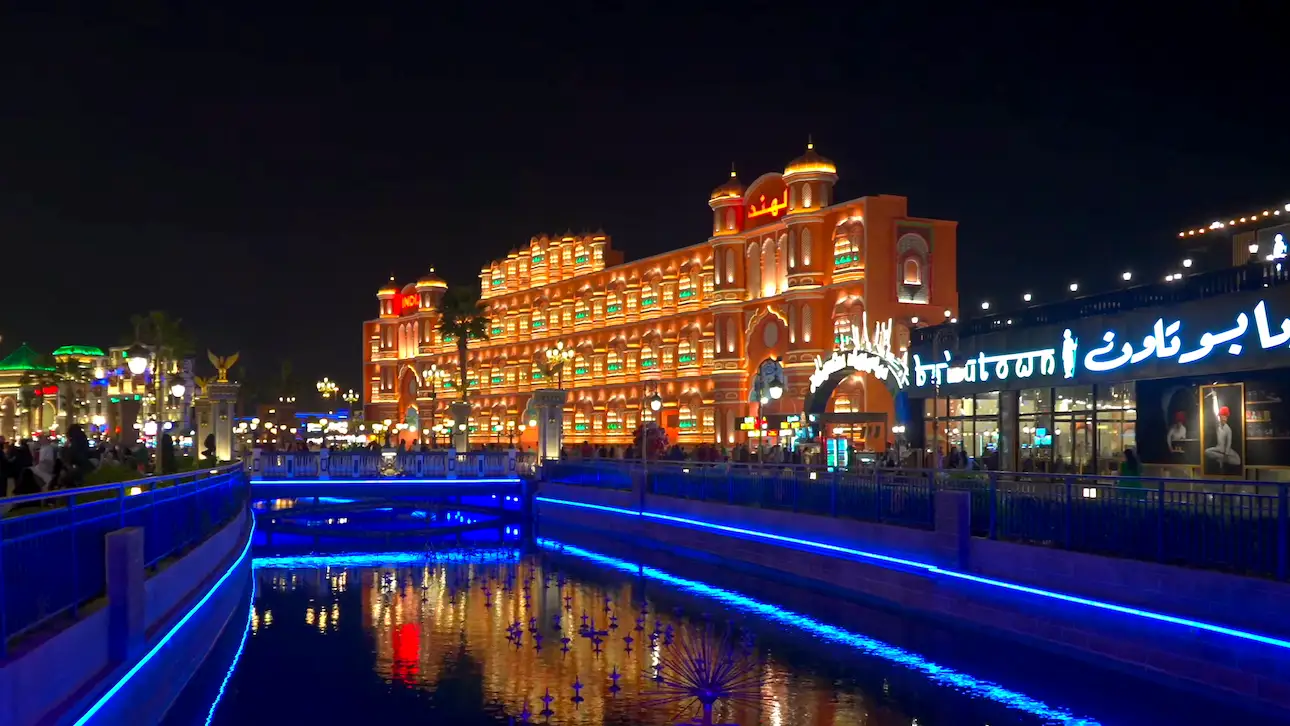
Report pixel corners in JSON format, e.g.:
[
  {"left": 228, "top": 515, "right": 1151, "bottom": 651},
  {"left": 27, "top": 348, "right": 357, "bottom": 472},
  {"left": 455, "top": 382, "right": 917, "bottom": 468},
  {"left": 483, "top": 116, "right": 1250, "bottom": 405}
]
[
  {"left": 780, "top": 139, "right": 838, "bottom": 401},
  {"left": 708, "top": 166, "right": 747, "bottom": 446}
]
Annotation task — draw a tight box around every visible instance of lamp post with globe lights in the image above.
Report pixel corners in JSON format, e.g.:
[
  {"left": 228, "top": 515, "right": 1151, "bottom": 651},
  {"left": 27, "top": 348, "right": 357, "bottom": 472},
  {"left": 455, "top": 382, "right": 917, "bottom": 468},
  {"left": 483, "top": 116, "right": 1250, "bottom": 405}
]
[
  {"left": 316, "top": 377, "right": 338, "bottom": 400},
  {"left": 422, "top": 364, "right": 450, "bottom": 444},
  {"left": 543, "top": 341, "right": 576, "bottom": 390}
]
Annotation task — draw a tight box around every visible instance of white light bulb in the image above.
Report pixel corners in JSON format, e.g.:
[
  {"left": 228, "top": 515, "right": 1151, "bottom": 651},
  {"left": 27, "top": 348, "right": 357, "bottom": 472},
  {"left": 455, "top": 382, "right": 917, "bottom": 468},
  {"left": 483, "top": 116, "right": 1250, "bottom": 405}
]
[
  {"left": 1023, "top": 293, "right": 1032, "bottom": 302},
  {"left": 1121, "top": 271, "right": 1132, "bottom": 281},
  {"left": 1069, "top": 282, "right": 1079, "bottom": 292},
  {"left": 1183, "top": 258, "right": 1193, "bottom": 268},
  {"left": 981, "top": 301, "right": 990, "bottom": 310}
]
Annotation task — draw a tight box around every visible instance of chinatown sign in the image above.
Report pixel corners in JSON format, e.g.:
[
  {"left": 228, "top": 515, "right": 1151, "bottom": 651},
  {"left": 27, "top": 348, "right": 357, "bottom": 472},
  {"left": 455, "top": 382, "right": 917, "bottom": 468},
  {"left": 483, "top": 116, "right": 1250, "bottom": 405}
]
[
  {"left": 911, "top": 297, "right": 1290, "bottom": 389},
  {"left": 810, "top": 316, "right": 911, "bottom": 392}
]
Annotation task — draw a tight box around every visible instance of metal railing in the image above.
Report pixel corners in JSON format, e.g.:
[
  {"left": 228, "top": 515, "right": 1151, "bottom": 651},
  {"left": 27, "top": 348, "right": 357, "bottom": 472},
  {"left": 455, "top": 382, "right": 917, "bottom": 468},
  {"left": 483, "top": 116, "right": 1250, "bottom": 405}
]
[
  {"left": 542, "top": 460, "right": 1290, "bottom": 580},
  {"left": 913, "top": 260, "right": 1290, "bottom": 344},
  {"left": 0, "top": 463, "right": 249, "bottom": 655},
  {"left": 251, "top": 448, "right": 532, "bottom": 480}
]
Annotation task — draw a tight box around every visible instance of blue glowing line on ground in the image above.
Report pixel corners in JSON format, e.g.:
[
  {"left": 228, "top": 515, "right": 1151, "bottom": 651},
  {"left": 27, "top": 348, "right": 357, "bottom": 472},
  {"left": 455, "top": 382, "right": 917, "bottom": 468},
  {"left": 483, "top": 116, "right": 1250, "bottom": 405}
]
[
  {"left": 204, "top": 572, "right": 255, "bottom": 726},
  {"left": 74, "top": 513, "right": 257, "bottom": 726},
  {"left": 250, "top": 478, "right": 521, "bottom": 485},
  {"left": 536, "top": 536, "right": 1101, "bottom": 726},
  {"left": 252, "top": 550, "right": 520, "bottom": 569},
  {"left": 534, "top": 496, "right": 1290, "bottom": 651}
]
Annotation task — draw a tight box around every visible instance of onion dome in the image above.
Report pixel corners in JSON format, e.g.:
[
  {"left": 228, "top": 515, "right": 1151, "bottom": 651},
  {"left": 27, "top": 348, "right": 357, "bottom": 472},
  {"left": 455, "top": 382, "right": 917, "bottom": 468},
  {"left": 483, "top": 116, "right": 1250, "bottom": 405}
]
[
  {"left": 378, "top": 275, "right": 399, "bottom": 295},
  {"left": 52, "top": 345, "right": 105, "bottom": 358},
  {"left": 416, "top": 267, "right": 447, "bottom": 289},
  {"left": 709, "top": 165, "right": 744, "bottom": 201},
  {"left": 784, "top": 138, "right": 836, "bottom": 177}
]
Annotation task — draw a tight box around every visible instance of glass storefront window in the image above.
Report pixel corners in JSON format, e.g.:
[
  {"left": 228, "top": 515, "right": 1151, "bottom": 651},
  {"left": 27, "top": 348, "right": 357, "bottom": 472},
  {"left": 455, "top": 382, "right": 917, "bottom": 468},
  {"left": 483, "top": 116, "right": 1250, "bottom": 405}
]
[
  {"left": 1054, "top": 386, "right": 1093, "bottom": 412},
  {"left": 1096, "top": 383, "right": 1137, "bottom": 473},
  {"left": 1020, "top": 387, "right": 1050, "bottom": 415}
]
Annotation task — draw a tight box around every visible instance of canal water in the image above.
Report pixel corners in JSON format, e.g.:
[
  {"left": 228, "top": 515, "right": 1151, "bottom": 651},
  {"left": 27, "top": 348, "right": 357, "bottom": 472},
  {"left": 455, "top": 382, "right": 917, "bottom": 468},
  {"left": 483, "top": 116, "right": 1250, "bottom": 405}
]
[{"left": 162, "top": 500, "right": 1276, "bottom": 726}]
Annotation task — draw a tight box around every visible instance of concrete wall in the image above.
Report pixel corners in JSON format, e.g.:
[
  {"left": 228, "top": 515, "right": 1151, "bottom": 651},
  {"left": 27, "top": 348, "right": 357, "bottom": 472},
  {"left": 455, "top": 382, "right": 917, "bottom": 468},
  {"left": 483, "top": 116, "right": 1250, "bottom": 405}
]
[
  {"left": 0, "top": 508, "right": 251, "bottom": 726},
  {"left": 536, "top": 482, "right": 1290, "bottom": 711}
]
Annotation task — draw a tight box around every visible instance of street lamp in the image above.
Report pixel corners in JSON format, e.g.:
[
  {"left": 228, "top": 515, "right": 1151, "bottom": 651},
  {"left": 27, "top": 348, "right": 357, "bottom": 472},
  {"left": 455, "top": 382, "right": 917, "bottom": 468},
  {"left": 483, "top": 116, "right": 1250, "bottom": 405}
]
[
  {"left": 648, "top": 392, "right": 662, "bottom": 412},
  {"left": 544, "top": 341, "right": 576, "bottom": 389},
  {"left": 316, "top": 377, "right": 338, "bottom": 399},
  {"left": 342, "top": 388, "right": 359, "bottom": 407},
  {"left": 127, "top": 345, "right": 149, "bottom": 376},
  {"left": 170, "top": 383, "right": 186, "bottom": 398}
]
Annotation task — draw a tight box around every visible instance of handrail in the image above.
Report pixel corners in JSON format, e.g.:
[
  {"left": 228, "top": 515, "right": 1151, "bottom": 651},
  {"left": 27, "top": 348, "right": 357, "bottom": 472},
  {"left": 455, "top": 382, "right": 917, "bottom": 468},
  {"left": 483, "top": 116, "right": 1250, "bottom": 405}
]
[
  {"left": 0, "top": 462, "right": 244, "bottom": 508},
  {"left": 1, "top": 462, "right": 249, "bottom": 656}
]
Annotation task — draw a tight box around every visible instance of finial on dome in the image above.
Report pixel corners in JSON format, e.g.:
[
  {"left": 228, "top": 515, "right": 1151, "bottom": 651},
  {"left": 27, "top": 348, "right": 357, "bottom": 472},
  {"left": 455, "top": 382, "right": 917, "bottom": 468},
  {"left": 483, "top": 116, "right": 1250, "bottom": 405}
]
[
  {"left": 807, "top": 134, "right": 814, "bottom": 150},
  {"left": 730, "top": 162, "right": 737, "bottom": 178}
]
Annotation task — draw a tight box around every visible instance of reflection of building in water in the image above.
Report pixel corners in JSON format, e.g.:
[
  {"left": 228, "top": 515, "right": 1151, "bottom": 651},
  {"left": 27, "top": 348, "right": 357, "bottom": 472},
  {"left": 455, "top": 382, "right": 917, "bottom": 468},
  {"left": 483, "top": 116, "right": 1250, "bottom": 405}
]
[{"left": 344, "top": 560, "right": 878, "bottom": 724}]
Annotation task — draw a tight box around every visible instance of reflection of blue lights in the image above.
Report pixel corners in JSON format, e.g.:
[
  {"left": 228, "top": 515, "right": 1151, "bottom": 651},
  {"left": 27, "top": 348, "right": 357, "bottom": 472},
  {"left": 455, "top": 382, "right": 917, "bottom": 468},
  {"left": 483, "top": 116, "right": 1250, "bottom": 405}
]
[
  {"left": 535, "top": 496, "right": 1290, "bottom": 651},
  {"left": 204, "top": 572, "right": 255, "bottom": 725},
  {"left": 251, "top": 478, "right": 521, "bottom": 485},
  {"left": 537, "top": 537, "right": 1100, "bottom": 725},
  {"left": 74, "top": 514, "right": 257, "bottom": 726},
  {"left": 252, "top": 550, "right": 520, "bottom": 569},
  {"left": 315, "top": 497, "right": 355, "bottom": 504}
]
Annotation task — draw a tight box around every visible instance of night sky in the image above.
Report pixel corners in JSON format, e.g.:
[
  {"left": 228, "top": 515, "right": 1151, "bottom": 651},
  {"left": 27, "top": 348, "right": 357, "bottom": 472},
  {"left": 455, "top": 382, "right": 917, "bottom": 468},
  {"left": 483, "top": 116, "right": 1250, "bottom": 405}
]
[{"left": 3, "top": 6, "right": 1287, "bottom": 402}]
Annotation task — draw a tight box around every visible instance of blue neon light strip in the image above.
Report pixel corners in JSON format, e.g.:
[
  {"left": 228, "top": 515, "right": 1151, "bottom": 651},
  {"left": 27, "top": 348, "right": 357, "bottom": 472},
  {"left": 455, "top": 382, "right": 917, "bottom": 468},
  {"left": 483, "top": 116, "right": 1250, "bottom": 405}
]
[
  {"left": 252, "top": 550, "right": 520, "bottom": 569},
  {"left": 204, "top": 571, "right": 255, "bottom": 726},
  {"left": 74, "top": 513, "right": 257, "bottom": 726},
  {"left": 534, "top": 496, "right": 1290, "bottom": 651},
  {"left": 250, "top": 478, "right": 521, "bottom": 485},
  {"left": 535, "top": 537, "right": 1101, "bottom": 726}
]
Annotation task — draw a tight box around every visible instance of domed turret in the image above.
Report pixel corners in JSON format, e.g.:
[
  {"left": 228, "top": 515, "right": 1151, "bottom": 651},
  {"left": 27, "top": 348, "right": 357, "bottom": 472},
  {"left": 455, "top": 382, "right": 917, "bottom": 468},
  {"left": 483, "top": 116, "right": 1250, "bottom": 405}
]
[
  {"left": 709, "top": 166, "right": 744, "bottom": 202},
  {"left": 416, "top": 267, "right": 448, "bottom": 309},
  {"left": 783, "top": 138, "right": 836, "bottom": 177}
]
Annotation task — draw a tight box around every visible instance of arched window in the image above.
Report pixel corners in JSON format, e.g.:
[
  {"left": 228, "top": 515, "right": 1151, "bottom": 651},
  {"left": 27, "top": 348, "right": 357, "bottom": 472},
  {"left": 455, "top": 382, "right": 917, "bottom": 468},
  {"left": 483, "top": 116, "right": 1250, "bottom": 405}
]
[
  {"left": 726, "top": 319, "right": 736, "bottom": 353},
  {"left": 802, "top": 228, "right": 812, "bottom": 266},
  {"left": 607, "top": 399, "right": 626, "bottom": 433},
  {"left": 641, "top": 279, "right": 658, "bottom": 308},
  {"left": 761, "top": 238, "right": 776, "bottom": 297},
  {"left": 575, "top": 244, "right": 588, "bottom": 265},
  {"left": 904, "top": 258, "right": 922, "bottom": 285},
  {"left": 789, "top": 306, "right": 797, "bottom": 344},
  {"left": 802, "top": 306, "right": 813, "bottom": 343},
  {"left": 713, "top": 253, "right": 722, "bottom": 285},
  {"left": 802, "top": 183, "right": 813, "bottom": 208},
  {"left": 679, "top": 395, "right": 698, "bottom": 431},
  {"left": 607, "top": 341, "right": 624, "bottom": 374},
  {"left": 788, "top": 234, "right": 796, "bottom": 268},
  {"left": 746, "top": 243, "right": 761, "bottom": 299},
  {"left": 678, "top": 329, "right": 698, "bottom": 365},
  {"left": 640, "top": 343, "right": 656, "bottom": 369},
  {"left": 835, "top": 315, "right": 853, "bottom": 348},
  {"left": 679, "top": 267, "right": 697, "bottom": 301},
  {"left": 725, "top": 249, "right": 736, "bottom": 283},
  {"left": 606, "top": 287, "right": 623, "bottom": 316},
  {"left": 725, "top": 208, "right": 735, "bottom": 231}
]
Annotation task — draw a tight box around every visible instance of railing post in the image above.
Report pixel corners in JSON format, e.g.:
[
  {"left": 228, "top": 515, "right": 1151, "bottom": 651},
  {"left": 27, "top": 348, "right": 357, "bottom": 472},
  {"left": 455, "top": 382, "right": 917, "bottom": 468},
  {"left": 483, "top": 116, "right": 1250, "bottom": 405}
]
[
  {"left": 0, "top": 522, "right": 6, "bottom": 657},
  {"left": 1279, "top": 484, "right": 1288, "bottom": 581},
  {"left": 1062, "top": 476, "right": 1073, "bottom": 550},
  {"left": 69, "top": 493, "right": 79, "bottom": 617},
  {"left": 320, "top": 448, "right": 330, "bottom": 480},
  {"left": 1156, "top": 479, "right": 1167, "bottom": 563},
  {"left": 106, "top": 527, "right": 145, "bottom": 663},
  {"left": 988, "top": 472, "right": 998, "bottom": 540},
  {"left": 252, "top": 447, "right": 262, "bottom": 476},
  {"left": 447, "top": 448, "right": 457, "bottom": 479},
  {"left": 829, "top": 471, "right": 837, "bottom": 517}
]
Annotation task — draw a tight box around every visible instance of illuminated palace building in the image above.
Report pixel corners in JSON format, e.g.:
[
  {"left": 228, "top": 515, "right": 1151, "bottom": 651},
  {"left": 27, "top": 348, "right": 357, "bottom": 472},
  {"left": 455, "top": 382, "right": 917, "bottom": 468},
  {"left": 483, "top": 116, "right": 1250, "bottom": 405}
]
[{"left": 363, "top": 143, "right": 959, "bottom": 449}]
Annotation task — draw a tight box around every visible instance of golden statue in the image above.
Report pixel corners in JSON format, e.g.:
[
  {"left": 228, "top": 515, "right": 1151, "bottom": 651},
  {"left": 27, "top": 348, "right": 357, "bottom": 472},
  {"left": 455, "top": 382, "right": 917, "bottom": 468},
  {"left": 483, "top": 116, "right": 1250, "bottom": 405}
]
[
  {"left": 208, "top": 351, "right": 239, "bottom": 383},
  {"left": 193, "top": 376, "right": 211, "bottom": 396}
]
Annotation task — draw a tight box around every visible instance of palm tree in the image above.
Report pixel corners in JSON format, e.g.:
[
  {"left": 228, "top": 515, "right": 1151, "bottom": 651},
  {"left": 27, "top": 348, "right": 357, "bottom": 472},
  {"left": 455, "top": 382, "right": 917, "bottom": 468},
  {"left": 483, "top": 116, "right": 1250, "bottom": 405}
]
[
  {"left": 129, "top": 311, "right": 194, "bottom": 421},
  {"left": 53, "top": 357, "right": 95, "bottom": 425},
  {"left": 19, "top": 358, "right": 58, "bottom": 431},
  {"left": 437, "top": 288, "right": 490, "bottom": 399}
]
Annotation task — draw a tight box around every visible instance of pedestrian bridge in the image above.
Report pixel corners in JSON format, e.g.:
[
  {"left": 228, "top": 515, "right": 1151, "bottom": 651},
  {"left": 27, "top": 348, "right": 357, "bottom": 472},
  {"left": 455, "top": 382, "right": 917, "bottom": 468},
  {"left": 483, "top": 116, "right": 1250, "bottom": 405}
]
[{"left": 249, "top": 448, "right": 533, "bottom": 500}]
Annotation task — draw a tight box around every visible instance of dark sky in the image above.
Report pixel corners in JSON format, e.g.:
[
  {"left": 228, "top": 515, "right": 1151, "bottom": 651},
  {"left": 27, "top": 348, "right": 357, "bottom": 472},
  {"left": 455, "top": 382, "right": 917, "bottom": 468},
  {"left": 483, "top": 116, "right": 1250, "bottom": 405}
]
[{"left": 3, "top": 5, "right": 1287, "bottom": 400}]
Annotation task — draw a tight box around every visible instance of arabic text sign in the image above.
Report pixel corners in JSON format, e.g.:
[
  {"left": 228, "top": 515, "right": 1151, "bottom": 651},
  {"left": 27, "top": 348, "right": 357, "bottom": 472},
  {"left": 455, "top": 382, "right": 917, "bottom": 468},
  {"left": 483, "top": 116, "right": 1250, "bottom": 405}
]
[
  {"left": 810, "top": 317, "right": 910, "bottom": 392},
  {"left": 913, "top": 298, "right": 1290, "bottom": 390},
  {"left": 747, "top": 190, "right": 788, "bottom": 221}
]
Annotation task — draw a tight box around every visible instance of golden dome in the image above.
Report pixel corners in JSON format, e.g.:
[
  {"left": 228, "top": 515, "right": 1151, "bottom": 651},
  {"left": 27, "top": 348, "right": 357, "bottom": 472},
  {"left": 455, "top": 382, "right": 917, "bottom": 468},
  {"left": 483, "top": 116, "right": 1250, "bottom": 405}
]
[
  {"left": 784, "top": 139, "right": 836, "bottom": 177},
  {"left": 416, "top": 267, "right": 447, "bottom": 289},
  {"left": 377, "top": 275, "right": 399, "bottom": 295},
  {"left": 709, "top": 166, "right": 744, "bottom": 201}
]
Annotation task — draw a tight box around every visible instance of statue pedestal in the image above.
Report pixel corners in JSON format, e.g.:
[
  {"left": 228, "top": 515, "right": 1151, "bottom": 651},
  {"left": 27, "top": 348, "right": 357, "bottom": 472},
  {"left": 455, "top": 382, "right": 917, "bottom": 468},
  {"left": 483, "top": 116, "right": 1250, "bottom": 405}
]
[
  {"left": 196, "top": 382, "right": 240, "bottom": 462},
  {"left": 530, "top": 389, "right": 568, "bottom": 461},
  {"left": 449, "top": 401, "right": 473, "bottom": 451}
]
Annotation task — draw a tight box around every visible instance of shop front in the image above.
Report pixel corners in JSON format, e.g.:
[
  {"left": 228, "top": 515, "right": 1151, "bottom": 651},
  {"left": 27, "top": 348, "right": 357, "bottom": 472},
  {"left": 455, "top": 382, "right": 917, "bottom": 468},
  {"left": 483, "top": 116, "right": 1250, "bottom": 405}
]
[{"left": 906, "top": 278, "right": 1290, "bottom": 480}]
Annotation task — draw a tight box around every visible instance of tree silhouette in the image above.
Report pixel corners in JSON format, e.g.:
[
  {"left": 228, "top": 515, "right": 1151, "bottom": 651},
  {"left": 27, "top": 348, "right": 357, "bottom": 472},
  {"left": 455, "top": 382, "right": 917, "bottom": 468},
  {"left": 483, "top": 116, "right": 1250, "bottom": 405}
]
[{"left": 436, "top": 288, "right": 490, "bottom": 399}]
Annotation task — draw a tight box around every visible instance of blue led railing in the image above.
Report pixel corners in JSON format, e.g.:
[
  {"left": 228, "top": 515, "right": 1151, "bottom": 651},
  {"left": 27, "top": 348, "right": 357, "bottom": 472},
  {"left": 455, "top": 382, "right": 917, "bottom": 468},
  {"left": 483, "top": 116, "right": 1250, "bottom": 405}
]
[
  {"left": 542, "top": 459, "right": 1290, "bottom": 580},
  {"left": 0, "top": 463, "right": 248, "bottom": 657}
]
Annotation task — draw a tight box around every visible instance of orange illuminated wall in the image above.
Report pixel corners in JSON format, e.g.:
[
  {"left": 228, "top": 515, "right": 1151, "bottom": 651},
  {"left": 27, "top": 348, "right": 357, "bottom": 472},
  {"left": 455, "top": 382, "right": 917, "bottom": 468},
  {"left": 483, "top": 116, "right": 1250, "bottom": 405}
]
[{"left": 362, "top": 143, "right": 959, "bottom": 450}]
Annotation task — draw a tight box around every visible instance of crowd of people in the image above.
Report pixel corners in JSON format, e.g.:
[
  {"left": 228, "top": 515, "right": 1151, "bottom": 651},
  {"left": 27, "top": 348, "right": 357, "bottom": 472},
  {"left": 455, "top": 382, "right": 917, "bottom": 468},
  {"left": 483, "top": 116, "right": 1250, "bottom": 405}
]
[{"left": 1, "top": 426, "right": 197, "bottom": 500}]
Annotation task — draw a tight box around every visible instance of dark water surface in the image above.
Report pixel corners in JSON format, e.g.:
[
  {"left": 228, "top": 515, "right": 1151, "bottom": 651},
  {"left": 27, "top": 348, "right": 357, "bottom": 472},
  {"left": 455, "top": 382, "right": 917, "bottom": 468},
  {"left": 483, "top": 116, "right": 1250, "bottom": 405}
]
[{"left": 163, "top": 504, "right": 1281, "bottom": 726}]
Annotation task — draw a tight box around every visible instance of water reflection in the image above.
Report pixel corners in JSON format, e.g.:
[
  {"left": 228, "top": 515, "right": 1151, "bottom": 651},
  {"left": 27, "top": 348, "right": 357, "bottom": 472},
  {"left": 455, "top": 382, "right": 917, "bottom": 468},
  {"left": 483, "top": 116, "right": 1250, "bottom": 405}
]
[{"left": 208, "top": 546, "right": 1096, "bottom": 726}]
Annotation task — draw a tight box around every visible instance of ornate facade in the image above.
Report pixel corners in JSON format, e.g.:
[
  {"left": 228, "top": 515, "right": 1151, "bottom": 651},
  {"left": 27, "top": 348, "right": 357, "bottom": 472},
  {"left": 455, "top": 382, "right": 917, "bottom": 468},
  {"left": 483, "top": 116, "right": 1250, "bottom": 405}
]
[{"left": 362, "top": 143, "right": 959, "bottom": 448}]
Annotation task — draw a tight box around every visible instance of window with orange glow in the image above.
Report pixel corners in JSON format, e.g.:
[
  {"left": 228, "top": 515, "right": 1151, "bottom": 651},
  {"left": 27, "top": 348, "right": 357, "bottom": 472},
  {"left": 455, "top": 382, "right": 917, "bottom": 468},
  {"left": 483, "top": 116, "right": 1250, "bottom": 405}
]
[{"left": 903, "top": 258, "right": 922, "bottom": 285}]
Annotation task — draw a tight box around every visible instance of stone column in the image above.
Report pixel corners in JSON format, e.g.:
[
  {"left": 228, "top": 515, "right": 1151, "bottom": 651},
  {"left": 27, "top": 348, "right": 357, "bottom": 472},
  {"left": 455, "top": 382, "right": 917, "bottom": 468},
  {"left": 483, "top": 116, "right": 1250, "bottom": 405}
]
[
  {"left": 530, "top": 388, "right": 569, "bottom": 460},
  {"left": 200, "top": 381, "right": 241, "bottom": 462}
]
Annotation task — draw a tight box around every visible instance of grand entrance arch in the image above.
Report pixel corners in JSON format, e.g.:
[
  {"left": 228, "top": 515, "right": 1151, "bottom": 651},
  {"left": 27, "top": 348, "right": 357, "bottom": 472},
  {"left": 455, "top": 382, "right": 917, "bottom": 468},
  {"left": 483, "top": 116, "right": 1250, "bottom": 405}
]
[{"left": 803, "top": 316, "right": 911, "bottom": 452}]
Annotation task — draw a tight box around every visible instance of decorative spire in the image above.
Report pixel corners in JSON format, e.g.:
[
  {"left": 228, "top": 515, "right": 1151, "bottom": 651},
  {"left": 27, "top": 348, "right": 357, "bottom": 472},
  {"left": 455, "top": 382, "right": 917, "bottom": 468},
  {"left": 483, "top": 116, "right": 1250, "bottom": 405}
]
[
  {"left": 807, "top": 134, "right": 814, "bottom": 150},
  {"left": 729, "top": 162, "right": 737, "bottom": 178}
]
